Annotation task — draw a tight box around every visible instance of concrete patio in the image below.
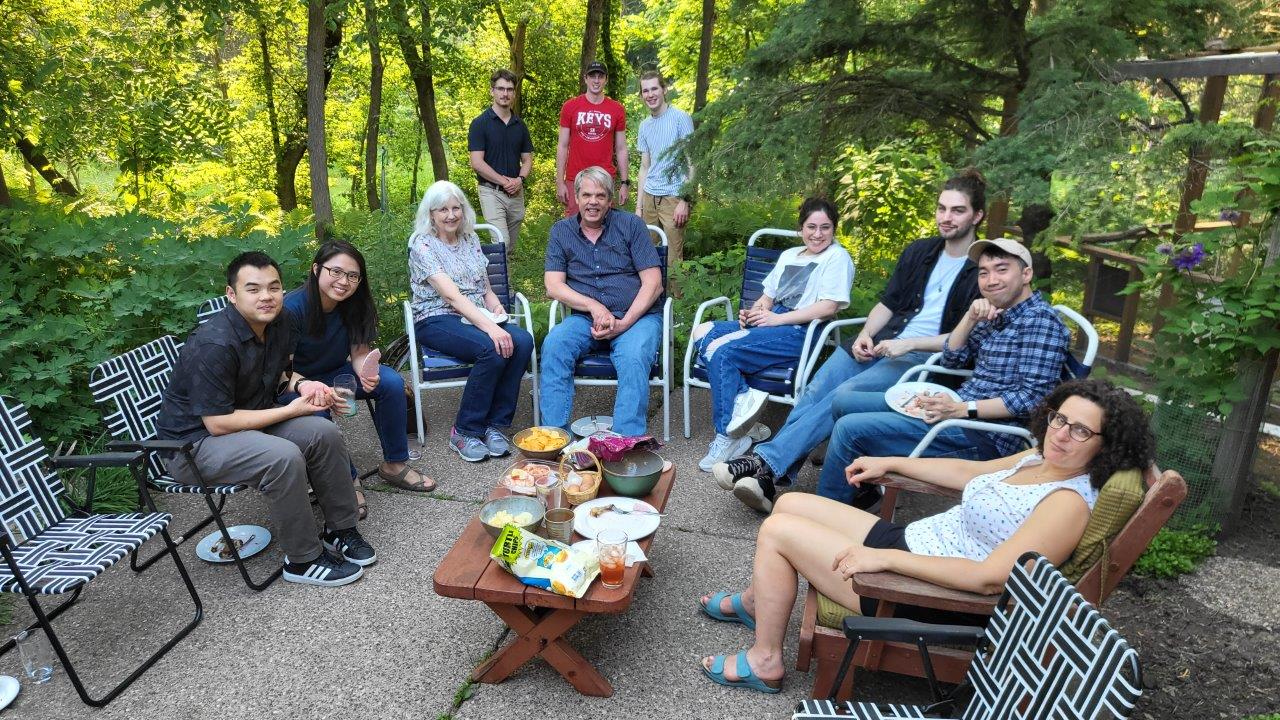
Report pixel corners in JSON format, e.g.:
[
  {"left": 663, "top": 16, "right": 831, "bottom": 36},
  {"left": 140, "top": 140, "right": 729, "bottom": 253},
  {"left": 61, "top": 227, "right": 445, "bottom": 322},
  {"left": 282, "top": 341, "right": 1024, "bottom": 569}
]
[{"left": 0, "top": 384, "right": 1268, "bottom": 719}]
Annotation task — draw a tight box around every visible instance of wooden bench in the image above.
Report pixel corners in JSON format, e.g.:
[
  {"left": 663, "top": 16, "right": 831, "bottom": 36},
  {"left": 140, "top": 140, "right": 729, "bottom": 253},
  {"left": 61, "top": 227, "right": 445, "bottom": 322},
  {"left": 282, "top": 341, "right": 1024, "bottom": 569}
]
[{"left": 433, "top": 466, "right": 675, "bottom": 697}]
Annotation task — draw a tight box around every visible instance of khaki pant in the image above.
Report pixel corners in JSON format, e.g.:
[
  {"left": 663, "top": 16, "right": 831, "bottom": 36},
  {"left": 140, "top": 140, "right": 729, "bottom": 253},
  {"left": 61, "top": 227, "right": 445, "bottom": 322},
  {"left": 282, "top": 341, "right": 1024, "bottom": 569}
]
[
  {"left": 639, "top": 194, "right": 686, "bottom": 267},
  {"left": 165, "top": 415, "right": 357, "bottom": 564},
  {"left": 477, "top": 184, "right": 527, "bottom": 252}
]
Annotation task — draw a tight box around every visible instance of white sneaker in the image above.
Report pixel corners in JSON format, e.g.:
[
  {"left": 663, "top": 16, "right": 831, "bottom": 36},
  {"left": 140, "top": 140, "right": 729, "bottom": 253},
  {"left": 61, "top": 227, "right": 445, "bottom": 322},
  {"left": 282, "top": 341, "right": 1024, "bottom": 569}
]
[
  {"left": 699, "top": 433, "right": 753, "bottom": 473},
  {"left": 726, "top": 389, "right": 769, "bottom": 438}
]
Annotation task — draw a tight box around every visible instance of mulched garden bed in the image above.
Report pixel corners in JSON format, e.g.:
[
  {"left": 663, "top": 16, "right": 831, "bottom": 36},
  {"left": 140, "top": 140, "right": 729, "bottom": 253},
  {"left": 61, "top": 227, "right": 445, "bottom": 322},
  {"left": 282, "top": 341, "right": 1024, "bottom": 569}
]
[{"left": 1107, "top": 479, "right": 1280, "bottom": 719}]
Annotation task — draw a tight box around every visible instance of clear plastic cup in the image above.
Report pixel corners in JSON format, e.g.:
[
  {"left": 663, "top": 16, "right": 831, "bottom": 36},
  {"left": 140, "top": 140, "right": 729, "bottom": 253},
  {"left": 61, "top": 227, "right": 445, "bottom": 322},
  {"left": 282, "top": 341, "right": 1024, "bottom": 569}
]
[
  {"left": 13, "top": 629, "right": 54, "bottom": 684},
  {"left": 332, "top": 374, "right": 358, "bottom": 418}
]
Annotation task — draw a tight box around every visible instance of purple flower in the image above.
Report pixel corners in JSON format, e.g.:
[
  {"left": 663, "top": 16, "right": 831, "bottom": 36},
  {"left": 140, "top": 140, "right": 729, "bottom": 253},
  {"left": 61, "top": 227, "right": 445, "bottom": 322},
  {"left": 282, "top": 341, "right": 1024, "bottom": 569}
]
[
  {"left": 1219, "top": 209, "right": 1242, "bottom": 222},
  {"left": 1156, "top": 242, "right": 1173, "bottom": 255},
  {"left": 1171, "top": 243, "right": 1205, "bottom": 271}
]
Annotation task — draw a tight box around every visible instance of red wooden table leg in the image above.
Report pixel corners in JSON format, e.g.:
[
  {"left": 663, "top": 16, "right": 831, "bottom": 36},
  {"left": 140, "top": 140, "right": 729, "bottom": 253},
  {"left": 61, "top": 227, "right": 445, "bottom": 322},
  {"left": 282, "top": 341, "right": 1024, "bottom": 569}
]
[{"left": 472, "top": 603, "right": 613, "bottom": 697}]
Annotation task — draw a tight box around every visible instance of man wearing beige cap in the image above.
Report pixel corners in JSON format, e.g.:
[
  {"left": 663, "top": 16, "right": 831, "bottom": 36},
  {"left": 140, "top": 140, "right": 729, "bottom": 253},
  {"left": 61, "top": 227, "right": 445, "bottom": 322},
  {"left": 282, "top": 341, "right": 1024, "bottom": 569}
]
[{"left": 802, "top": 237, "right": 1070, "bottom": 511}]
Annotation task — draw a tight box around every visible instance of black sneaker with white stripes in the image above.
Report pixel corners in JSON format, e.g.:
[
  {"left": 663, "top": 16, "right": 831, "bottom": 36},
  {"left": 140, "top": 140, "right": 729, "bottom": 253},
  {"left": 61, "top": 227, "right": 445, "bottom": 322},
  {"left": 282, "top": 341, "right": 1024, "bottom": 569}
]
[
  {"left": 282, "top": 551, "right": 364, "bottom": 587},
  {"left": 322, "top": 527, "right": 377, "bottom": 567}
]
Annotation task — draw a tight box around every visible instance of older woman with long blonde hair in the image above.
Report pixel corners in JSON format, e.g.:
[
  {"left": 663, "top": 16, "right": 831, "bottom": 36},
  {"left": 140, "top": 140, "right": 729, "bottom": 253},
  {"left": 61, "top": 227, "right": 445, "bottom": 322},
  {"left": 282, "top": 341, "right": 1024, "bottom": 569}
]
[{"left": 409, "top": 180, "right": 534, "bottom": 463}]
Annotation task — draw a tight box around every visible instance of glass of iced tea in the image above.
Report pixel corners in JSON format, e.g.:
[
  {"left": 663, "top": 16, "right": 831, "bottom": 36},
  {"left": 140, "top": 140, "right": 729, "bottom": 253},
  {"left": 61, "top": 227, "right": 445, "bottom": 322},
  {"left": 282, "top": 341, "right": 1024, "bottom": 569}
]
[{"left": 596, "top": 529, "right": 627, "bottom": 589}]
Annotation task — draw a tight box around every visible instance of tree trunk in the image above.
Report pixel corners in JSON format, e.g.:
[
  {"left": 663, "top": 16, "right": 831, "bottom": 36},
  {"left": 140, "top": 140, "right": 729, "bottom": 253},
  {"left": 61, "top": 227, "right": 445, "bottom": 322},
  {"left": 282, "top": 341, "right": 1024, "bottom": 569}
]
[
  {"left": 15, "top": 138, "right": 79, "bottom": 197},
  {"left": 0, "top": 162, "right": 10, "bottom": 207},
  {"left": 306, "top": 0, "right": 341, "bottom": 238},
  {"left": 601, "top": 0, "right": 620, "bottom": 100},
  {"left": 409, "top": 122, "right": 423, "bottom": 204},
  {"left": 694, "top": 0, "right": 715, "bottom": 113},
  {"left": 388, "top": 0, "right": 448, "bottom": 182},
  {"left": 364, "top": 0, "right": 383, "bottom": 211},
  {"left": 579, "top": 0, "right": 604, "bottom": 93},
  {"left": 493, "top": 3, "right": 528, "bottom": 114},
  {"left": 512, "top": 20, "right": 527, "bottom": 114},
  {"left": 257, "top": 19, "right": 282, "bottom": 160}
]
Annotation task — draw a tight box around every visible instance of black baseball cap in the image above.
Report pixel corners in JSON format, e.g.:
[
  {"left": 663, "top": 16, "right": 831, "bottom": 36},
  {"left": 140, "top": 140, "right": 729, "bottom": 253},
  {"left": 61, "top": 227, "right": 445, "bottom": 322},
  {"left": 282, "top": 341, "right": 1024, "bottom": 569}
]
[{"left": 585, "top": 60, "right": 608, "bottom": 76}]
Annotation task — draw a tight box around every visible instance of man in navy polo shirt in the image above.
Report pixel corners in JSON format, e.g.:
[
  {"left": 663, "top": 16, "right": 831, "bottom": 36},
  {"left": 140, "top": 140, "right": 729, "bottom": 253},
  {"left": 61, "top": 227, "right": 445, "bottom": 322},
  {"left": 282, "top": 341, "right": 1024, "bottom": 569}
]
[
  {"left": 540, "top": 166, "right": 663, "bottom": 436},
  {"left": 468, "top": 68, "right": 533, "bottom": 251}
]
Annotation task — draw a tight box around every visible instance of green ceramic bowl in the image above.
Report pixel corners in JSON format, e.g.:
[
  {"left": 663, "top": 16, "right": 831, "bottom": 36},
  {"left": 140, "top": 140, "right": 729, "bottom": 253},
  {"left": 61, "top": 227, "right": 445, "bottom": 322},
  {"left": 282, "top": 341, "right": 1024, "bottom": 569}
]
[{"left": 602, "top": 449, "right": 665, "bottom": 497}]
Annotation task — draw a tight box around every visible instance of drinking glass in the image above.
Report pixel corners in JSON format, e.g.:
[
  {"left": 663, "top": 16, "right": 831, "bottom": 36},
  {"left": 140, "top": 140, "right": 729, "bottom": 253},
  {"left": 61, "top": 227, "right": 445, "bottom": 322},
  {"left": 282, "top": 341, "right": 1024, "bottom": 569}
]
[
  {"left": 332, "top": 374, "right": 358, "bottom": 418},
  {"left": 596, "top": 529, "right": 627, "bottom": 589},
  {"left": 13, "top": 629, "right": 54, "bottom": 684}
]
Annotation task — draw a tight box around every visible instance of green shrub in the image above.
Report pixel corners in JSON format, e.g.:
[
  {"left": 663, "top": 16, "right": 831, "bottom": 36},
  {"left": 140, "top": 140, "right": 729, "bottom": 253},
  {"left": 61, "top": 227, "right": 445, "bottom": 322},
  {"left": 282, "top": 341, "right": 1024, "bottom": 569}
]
[
  {"left": 1133, "top": 525, "right": 1217, "bottom": 578},
  {"left": 0, "top": 199, "right": 311, "bottom": 445}
]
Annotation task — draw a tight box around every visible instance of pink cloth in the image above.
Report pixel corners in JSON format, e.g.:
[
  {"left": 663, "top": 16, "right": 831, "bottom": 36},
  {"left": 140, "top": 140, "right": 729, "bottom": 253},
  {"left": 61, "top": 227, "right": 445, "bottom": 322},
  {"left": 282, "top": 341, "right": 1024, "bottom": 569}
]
[{"left": 587, "top": 435, "right": 660, "bottom": 462}]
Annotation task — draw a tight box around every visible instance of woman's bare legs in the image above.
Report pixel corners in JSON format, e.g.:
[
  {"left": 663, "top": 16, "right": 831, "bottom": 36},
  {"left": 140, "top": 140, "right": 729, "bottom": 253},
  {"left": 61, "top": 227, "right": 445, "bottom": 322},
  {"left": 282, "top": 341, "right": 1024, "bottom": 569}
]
[{"left": 702, "top": 492, "right": 880, "bottom": 682}]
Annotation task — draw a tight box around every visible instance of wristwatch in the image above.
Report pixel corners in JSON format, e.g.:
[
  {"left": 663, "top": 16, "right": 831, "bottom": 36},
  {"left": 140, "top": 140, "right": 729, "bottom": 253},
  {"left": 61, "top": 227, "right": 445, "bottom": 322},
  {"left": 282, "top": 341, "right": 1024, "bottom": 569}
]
[
  {"left": 967, "top": 400, "right": 979, "bottom": 419},
  {"left": 618, "top": 179, "right": 631, "bottom": 186}
]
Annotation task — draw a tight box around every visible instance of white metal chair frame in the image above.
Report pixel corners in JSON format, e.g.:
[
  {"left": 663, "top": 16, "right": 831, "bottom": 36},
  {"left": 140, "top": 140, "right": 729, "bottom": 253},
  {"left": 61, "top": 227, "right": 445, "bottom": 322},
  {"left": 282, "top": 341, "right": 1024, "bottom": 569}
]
[
  {"left": 893, "top": 304, "right": 1100, "bottom": 458},
  {"left": 547, "top": 225, "right": 673, "bottom": 441},
  {"left": 402, "top": 223, "right": 540, "bottom": 444},
  {"left": 682, "top": 228, "right": 839, "bottom": 439}
]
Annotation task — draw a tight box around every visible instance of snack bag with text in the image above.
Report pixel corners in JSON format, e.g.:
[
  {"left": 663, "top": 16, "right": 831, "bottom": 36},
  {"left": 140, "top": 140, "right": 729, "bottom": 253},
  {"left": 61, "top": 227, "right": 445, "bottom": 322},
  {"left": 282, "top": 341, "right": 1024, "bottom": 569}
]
[{"left": 490, "top": 525, "right": 600, "bottom": 598}]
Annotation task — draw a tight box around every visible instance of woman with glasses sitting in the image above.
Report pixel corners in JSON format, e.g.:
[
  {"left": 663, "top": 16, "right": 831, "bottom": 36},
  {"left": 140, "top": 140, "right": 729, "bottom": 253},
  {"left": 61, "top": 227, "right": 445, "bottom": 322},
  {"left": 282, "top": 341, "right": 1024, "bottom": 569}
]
[
  {"left": 693, "top": 378, "right": 1154, "bottom": 694},
  {"left": 409, "top": 180, "right": 535, "bottom": 462},
  {"left": 285, "top": 241, "right": 436, "bottom": 521}
]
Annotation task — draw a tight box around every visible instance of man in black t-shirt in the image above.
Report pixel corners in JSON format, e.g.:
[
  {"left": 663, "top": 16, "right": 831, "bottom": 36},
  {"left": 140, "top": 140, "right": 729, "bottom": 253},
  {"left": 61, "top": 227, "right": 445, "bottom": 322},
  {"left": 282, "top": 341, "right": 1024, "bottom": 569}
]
[
  {"left": 157, "top": 251, "right": 376, "bottom": 586},
  {"left": 469, "top": 68, "right": 534, "bottom": 252}
]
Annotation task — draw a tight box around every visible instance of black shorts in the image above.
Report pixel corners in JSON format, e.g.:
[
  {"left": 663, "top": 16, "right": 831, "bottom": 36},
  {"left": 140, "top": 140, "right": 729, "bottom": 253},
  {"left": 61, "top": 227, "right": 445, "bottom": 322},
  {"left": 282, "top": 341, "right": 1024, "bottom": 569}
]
[
  {"left": 862, "top": 519, "right": 910, "bottom": 552},
  {"left": 856, "top": 519, "right": 986, "bottom": 627}
]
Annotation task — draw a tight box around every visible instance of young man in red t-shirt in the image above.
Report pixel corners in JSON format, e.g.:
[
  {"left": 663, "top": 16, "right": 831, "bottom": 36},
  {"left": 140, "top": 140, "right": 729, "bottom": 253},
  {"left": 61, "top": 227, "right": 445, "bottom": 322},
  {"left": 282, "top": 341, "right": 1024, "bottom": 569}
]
[{"left": 556, "top": 60, "right": 629, "bottom": 216}]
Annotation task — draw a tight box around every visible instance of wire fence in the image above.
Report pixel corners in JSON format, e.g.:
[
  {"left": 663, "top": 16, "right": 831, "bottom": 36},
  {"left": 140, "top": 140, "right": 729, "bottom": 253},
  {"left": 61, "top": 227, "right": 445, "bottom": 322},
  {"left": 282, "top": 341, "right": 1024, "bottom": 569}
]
[{"left": 1151, "top": 399, "right": 1230, "bottom": 530}]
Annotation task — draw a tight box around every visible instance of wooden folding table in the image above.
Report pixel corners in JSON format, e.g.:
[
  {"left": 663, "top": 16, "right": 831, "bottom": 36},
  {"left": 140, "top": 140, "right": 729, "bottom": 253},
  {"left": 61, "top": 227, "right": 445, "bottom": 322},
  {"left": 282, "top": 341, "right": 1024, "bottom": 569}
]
[{"left": 433, "top": 466, "right": 675, "bottom": 697}]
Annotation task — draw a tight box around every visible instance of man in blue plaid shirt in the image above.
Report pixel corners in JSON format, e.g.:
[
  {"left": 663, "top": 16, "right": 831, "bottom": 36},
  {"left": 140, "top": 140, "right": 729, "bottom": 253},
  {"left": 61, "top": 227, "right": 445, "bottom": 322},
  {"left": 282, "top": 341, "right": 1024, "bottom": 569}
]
[{"left": 734, "top": 238, "right": 1069, "bottom": 513}]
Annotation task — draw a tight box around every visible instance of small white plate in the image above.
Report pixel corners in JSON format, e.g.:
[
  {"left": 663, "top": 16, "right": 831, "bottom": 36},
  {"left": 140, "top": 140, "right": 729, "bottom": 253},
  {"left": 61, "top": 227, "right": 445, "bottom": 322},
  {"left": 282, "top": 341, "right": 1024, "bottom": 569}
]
[
  {"left": 572, "top": 496, "right": 661, "bottom": 541},
  {"left": 196, "top": 525, "right": 271, "bottom": 563},
  {"left": 571, "top": 416, "right": 613, "bottom": 437},
  {"left": 570, "top": 539, "right": 647, "bottom": 566},
  {"left": 460, "top": 309, "right": 510, "bottom": 326},
  {"left": 0, "top": 675, "right": 18, "bottom": 710},
  {"left": 884, "top": 381, "right": 962, "bottom": 419}
]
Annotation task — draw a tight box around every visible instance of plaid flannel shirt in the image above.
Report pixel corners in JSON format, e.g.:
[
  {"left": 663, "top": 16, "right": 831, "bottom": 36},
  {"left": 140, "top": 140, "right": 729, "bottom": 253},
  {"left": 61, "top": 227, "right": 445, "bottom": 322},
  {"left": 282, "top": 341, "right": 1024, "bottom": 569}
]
[{"left": 942, "top": 291, "right": 1070, "bottom": 456}]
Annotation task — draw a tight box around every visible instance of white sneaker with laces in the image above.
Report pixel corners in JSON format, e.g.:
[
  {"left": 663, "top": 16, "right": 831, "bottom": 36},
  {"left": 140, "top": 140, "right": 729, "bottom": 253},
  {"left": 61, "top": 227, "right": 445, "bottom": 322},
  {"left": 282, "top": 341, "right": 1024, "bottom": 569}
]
[
  {"left": 726, "top": 388, "right": 769, "bottom": 438},
  {"left": 699, "top": 433, "right": 753, "bottom": 473}
]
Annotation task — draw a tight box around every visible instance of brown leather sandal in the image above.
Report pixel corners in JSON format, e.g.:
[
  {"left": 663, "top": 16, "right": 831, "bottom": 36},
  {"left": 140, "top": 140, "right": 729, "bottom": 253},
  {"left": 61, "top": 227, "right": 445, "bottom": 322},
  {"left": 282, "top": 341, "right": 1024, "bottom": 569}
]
[{"left": 377, "top": 465, "right": 437, "bottom": 493}]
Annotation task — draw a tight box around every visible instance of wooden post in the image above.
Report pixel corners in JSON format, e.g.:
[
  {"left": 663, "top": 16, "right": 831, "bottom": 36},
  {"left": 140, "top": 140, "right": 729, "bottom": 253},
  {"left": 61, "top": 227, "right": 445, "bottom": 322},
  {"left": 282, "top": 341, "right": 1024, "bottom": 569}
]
[
  {"left": 1211, "top": 216, "right": 1280, "bottom": 533},
  {"left": 1254, "top": 74, "right": 1278, "bottom": 130}
]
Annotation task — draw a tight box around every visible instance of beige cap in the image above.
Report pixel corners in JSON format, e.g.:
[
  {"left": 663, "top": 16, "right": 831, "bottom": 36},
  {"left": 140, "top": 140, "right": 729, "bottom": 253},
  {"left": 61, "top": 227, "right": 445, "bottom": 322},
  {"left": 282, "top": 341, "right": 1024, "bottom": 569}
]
[{"left": 967, "top": 238, "right": 1033, "bottom": 270}]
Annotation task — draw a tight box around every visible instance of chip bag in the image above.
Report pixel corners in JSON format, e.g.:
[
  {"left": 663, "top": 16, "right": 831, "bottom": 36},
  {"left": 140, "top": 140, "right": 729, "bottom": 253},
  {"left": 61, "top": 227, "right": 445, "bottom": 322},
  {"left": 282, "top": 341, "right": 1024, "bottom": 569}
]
[{"left": 490, "top": 525, "right": 600, "bottom": 598}]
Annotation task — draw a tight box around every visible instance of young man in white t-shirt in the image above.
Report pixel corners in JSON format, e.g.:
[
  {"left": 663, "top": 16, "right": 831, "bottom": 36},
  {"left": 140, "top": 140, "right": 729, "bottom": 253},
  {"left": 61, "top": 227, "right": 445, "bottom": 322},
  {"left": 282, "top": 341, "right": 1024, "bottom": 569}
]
[
  {"left": 714, "top": 171, "right": 989, "bottom": 511},
  {"left": 691, "top": 197, "right": 854, "bottom": 471}
]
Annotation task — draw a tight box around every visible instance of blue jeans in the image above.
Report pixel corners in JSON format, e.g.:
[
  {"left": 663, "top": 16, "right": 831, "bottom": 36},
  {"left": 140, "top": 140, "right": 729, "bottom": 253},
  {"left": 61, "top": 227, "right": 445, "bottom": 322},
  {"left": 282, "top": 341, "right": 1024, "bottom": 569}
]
[
  {"left": 415, "top": 314, "right": 535, "bottom": 437},
  {"left": 755, "top": 348, "right": 933, "bottom": 481},
  {"left": 305, "top": 363, "right": 411, "bottom": 463},
  {"left": 539, "top": 312, "right": 662, "bottom": 437},
  {"left": 816, "top": 390, "right": 990, "bottom": 505},
  {"left": 696, "top": 318, "right": 806, "bottom": 435}
]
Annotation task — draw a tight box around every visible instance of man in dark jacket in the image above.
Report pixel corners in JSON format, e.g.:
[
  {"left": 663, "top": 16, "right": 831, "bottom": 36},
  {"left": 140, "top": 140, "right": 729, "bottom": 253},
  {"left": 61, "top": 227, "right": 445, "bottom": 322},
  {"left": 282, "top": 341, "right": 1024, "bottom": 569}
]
[{"left": 713, "top": 170, "right": 989, "bottom": 508}]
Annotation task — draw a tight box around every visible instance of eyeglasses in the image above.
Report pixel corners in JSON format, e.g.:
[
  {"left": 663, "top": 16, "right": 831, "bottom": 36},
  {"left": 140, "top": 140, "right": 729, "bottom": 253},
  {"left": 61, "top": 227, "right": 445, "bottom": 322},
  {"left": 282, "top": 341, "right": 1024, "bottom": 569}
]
[
  {"left": 321, "top": 265, "right": 362, "bottom": 284},
  {"left": 1047, "top": 410, "right": 1103, "bottom": 442}
]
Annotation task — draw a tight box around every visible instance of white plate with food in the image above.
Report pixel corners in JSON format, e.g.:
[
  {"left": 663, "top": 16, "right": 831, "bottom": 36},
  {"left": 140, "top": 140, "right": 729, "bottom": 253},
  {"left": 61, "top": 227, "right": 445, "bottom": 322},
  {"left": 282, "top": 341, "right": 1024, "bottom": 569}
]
[
  {"left": 195, "top": 525, "right": 271, "bottom": 563},
  {"left": 572, "top": 496, "right": 661, "bottom": 541},
  {"left": 884, "top": 381, "right": 962, "bottom": 419}
]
